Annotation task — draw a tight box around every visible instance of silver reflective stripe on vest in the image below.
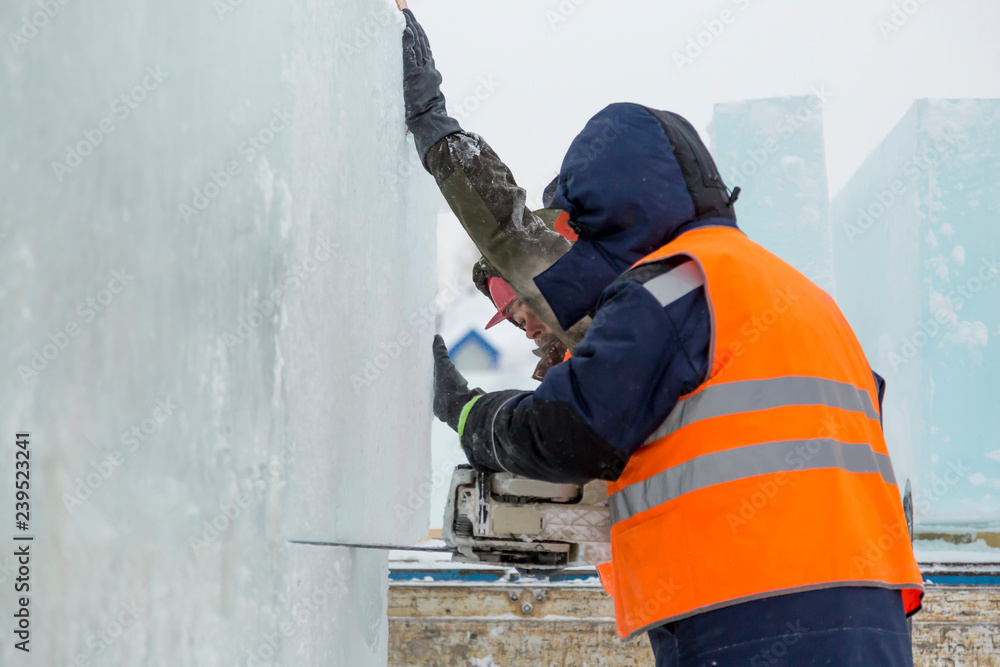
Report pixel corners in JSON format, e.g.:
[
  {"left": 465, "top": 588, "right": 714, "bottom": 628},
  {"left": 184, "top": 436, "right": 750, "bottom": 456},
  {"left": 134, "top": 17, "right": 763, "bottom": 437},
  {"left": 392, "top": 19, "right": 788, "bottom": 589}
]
[
  {"left": 642, "top": 260, "right": 705, "bottom": 307},
  {"left": 609, "top": 439, "right": 897, "bottom": 524},
  {"left": 643, "top": 376, "right": 879, "bottom": 445}
]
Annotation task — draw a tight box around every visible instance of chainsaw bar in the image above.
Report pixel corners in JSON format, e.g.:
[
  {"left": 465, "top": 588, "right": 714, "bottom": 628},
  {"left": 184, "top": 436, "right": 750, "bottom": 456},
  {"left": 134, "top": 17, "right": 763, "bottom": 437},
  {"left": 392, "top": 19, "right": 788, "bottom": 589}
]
[{"left": 288, "top": 539, "right": 453, "bottom": 553}]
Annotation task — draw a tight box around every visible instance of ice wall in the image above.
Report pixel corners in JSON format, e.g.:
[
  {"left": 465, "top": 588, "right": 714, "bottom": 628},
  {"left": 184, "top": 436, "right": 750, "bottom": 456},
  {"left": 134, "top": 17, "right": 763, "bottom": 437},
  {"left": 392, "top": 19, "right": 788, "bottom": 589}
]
[
  {"left": 0, "top": 1, "right": 434, "bottom": 665},
  {"left": 712, "top": 94, "right": 836, "bottom": 294},
  {"left": 831, "top": 99, "right": 1000, "bottom": 528}
]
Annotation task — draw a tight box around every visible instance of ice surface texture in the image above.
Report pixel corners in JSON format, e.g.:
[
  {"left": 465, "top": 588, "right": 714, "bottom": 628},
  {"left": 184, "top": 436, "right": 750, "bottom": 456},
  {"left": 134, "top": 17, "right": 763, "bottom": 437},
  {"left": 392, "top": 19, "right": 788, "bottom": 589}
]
[
  {"left": 711, "top": 94, "right": 836, "bottom": 295},
  {"left": 832, "top": 100, "right": 1000, "bottom": 526},
  {"left": 713, "top": 96, "right": 1000, "bottom": 528},
  {"left": 0, "top": 0, "right": 434, "bottom": 664}
]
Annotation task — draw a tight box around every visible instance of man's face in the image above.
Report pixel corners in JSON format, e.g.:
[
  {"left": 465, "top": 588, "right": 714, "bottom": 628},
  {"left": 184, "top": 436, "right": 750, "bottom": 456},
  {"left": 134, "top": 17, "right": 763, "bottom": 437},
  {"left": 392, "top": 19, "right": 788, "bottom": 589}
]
[{"left": 506, "top": 300, "right": 557, "bottom": 348}]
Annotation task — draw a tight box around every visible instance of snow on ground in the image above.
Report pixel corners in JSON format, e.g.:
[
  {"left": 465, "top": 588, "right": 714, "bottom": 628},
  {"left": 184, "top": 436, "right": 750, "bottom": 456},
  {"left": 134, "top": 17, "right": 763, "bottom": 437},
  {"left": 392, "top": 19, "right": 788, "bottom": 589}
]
[{"left": 914, "top": 539, "right": 1000, "bottom": 563}]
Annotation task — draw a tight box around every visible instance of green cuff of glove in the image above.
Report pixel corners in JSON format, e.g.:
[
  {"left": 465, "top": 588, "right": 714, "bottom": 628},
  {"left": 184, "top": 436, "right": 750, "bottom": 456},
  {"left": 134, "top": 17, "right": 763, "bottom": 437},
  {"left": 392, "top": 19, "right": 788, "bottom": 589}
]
[{"left": 457, "top": 394, "right": 483, "bottom": 438}]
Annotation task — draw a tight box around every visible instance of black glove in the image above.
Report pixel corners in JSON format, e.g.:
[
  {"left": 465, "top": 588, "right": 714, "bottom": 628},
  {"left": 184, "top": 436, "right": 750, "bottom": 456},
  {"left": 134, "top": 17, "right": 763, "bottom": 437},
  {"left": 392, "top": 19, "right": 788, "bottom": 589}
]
[
  {"left": 401, "top": 9, "right": 462, "bottom": 167},
  {"left": 433, "top": 335, "right": 484, "bottom": 431}
]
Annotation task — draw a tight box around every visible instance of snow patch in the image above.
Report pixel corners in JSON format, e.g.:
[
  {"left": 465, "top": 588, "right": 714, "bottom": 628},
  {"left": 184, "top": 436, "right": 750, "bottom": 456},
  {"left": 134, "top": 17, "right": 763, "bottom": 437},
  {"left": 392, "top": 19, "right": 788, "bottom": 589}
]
[
  {"left": 276, "top": 177, "right": 294, "bottom": 240},
  {"left": 928, "top": 290, "right": 957, "bottom": 327},
  {"left": 951, "top": 245, "right": 966, "bottom": 266},
  {"left": 914, "top": 538, "right": 1000, "bottom": 563},
  {"left": 255, "top": 156, "right": 276, "bottom": 216},
  {"left": 943, "top": 321, "right": 988, "bottom": 350}
]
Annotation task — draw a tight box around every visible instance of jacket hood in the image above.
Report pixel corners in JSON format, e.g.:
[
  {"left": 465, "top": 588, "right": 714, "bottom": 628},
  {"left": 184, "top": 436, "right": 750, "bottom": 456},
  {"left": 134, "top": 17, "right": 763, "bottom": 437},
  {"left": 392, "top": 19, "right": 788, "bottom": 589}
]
[{"left": 535, "top": 103, "right": 738, "bottom": 329}]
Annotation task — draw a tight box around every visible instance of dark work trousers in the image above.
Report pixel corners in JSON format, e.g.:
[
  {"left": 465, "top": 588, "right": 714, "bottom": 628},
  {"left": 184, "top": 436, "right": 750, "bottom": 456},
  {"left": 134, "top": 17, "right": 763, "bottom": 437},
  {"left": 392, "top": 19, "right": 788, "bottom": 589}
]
[{"left": 647, "top": 586, "right": 913, "bottom": 666}]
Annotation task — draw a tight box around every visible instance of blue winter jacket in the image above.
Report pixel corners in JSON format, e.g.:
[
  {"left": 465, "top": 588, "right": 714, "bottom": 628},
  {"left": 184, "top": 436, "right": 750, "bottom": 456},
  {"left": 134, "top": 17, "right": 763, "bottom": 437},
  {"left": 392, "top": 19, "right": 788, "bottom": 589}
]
[{"left": 458, "top": 103, "right": 741, "bottom": 482}]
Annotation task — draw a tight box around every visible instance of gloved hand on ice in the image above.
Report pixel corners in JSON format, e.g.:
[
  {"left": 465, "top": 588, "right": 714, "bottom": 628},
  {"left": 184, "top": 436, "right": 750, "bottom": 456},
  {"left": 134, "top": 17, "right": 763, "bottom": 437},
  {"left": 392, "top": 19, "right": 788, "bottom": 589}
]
[
  {"left": 400, "top": 6, "right": 462, "bottom": 166},
  {"left": 432, "top": 335, "right": 484, "bottom": 432}
]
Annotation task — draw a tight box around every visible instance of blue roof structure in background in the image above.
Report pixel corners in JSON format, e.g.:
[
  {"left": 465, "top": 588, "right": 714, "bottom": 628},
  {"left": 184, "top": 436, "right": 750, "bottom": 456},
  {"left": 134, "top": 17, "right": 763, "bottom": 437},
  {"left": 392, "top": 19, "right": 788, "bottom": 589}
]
[{"left": 449, "top": 330, "right": 500, "bottom": 370}]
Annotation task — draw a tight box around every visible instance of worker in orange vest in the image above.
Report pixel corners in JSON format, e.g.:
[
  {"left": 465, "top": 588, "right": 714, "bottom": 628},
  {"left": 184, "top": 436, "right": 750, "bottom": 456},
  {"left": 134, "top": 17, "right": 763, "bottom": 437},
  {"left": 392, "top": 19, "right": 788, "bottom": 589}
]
[
  {"left": 429, "top": 101, "right": 924, "bottom": 666},
  {"left": 398, "top": 3, "right": 924, "bottom": 663}
]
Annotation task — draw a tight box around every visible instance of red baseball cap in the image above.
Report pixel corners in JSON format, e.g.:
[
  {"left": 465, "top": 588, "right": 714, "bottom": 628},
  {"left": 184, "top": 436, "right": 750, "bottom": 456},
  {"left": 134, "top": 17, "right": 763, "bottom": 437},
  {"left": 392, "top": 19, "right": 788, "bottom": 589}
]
[{"left": 485, "top": 276, "right": 518, "bottom": 329}]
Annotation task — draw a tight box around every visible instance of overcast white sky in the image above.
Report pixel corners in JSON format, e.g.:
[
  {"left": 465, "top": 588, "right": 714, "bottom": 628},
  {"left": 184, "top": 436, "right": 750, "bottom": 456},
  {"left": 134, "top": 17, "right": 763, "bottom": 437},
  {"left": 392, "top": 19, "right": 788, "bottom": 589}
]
[{"left": 412, "top": 0, "right": 1000, "bottom": 199}]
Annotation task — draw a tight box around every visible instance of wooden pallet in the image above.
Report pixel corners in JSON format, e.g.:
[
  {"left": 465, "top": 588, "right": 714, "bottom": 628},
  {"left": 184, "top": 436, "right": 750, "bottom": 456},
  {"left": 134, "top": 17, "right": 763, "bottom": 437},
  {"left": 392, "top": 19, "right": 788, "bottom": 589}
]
[{"left": 389, "top": 579, "right": 1000, "bottom": 666}]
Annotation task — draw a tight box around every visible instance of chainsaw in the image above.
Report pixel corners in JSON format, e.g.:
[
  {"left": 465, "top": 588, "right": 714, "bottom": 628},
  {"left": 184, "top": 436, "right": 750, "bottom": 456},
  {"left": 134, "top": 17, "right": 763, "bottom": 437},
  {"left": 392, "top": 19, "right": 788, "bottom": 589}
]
[
  {"left": 440, "top": 465, "right": 611, "bottom": 575},
  {"left": 291, "top": 465, "right": 611, "bottom": 576}
]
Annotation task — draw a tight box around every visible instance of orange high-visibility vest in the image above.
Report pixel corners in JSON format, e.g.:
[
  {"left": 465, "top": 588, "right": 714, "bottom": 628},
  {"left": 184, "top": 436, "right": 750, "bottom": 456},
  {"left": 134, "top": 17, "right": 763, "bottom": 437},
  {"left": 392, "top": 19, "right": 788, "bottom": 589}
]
[{"left": 603, "top": 226, "right": 923, "bottom": 639}]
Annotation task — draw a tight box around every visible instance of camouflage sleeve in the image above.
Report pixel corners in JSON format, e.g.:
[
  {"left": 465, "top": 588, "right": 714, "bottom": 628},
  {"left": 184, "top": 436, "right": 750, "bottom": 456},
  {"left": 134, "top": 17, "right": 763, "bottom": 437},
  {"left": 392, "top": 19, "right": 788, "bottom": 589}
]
[{"left": 424, "top": 132, "right": 590, "bottom": 347}]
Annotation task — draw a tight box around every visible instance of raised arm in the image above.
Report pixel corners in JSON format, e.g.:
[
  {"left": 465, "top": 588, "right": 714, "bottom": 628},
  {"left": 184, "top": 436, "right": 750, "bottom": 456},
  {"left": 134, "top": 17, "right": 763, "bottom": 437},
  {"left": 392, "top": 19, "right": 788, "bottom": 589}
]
[{"left": 399, "top": 8, "right": 589, "bottom": 346}]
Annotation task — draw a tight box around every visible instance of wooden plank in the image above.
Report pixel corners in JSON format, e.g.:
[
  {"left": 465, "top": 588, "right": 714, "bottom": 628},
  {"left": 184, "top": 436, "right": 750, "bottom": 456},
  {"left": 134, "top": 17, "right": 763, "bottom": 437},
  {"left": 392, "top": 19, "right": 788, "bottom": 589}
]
[
  {"left": 912, "top": 586, "right": 1000, "bottom": 666},
  {"left": 388, "top": 583, "right": 613, "bottom": 620},
  {"left": 390, "top": 617, "right": 650, "bottom": 667},
  {"left": 389, "top": 584, "right": 1000, "bottom": 666}
]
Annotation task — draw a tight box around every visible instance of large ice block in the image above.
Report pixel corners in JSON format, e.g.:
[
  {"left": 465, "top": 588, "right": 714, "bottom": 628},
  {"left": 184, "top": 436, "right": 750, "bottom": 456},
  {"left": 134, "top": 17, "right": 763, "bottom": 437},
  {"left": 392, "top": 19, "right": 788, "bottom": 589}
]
[
  {"left": 711, "top": 94, "right": 836, "bottom": 295},
  {"left": 831, "top": 99, "right": 1000, "bottom": 527},
  {"left": 0, "top": 0, "right": 434, "bottom": 664}
]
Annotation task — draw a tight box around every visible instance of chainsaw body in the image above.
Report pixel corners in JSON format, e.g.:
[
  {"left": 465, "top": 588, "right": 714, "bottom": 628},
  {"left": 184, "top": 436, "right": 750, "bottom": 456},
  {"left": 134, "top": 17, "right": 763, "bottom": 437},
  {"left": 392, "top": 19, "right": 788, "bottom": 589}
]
[{"left": 441, "top": 465, "right": 611, "bottom": 576}]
